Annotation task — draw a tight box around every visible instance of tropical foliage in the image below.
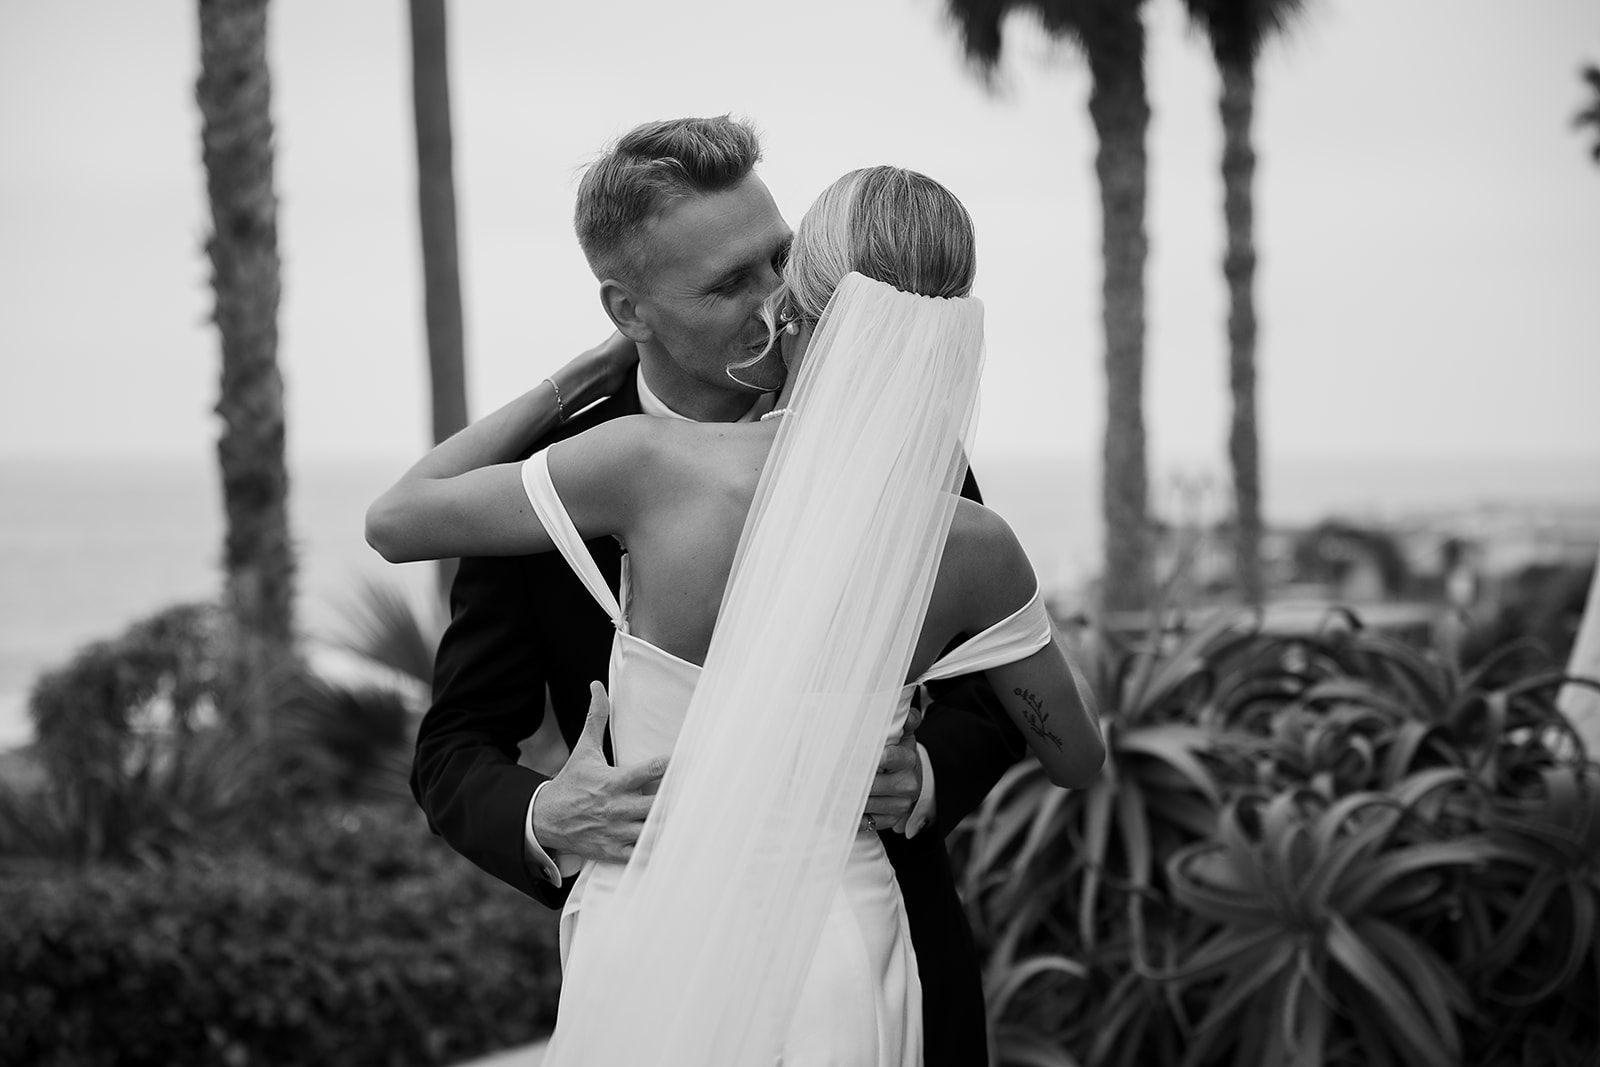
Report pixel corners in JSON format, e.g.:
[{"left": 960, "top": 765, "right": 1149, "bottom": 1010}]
[
  {"left": 951, "top": 608, "right": 1600, "bottom": 1066},
  {"left": 0, "top": 594, "right": 479, "bottom": 1064},
  {"left": 0, "top": 598, "right": 420, "bottom": 869}
]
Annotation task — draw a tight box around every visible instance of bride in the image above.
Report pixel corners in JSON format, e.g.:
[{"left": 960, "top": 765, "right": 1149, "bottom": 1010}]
[{"left": 368, "top": 165, "right": 1104, "bottom": 1065}]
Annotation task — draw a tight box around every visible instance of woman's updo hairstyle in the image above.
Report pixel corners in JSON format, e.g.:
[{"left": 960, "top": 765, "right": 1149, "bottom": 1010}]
[{"left": 767, "top": 166, "right": 977, "bottom": 333}]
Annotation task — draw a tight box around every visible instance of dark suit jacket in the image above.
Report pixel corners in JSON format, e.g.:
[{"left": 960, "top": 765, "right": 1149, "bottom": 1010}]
[{"left": 411, "top": 374, "right": 1024, "bottom": 1065}]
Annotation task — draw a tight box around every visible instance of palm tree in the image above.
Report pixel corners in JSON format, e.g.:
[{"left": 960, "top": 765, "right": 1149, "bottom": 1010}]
[
  {"left": 945, "top": 0, "right": 1154, "bottom": 614},
  {"left": 196, "top": 0, "right": 296, "bottom": 707},
  {"left": 408, "top": 0, "right": 470, "bottom": 600},
  {"left": 1177, "top": 1, "right": 1307, "bottom": 609}
]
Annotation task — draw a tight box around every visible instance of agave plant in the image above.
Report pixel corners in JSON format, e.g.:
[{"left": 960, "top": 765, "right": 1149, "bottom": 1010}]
[
  {"left": 953, "top": 609, "right": 1275, "bottom": 1064},
  {"left": 954, "top": 598, "right": 1600, "bottom": 1067},
  {"left": 1464, "top": 759, "right": 1600, "bottom": 1063},
  {"left": 1163, "top": 768, "right": 1497, "bottom": 1067},
  {"left": 1069, "top": 610, "right": 1272, "bottom": 956}
]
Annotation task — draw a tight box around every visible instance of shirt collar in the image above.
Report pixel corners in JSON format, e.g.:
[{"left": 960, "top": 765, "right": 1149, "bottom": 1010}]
[{"left": 635, "top": 365, "right": 775, "bottom": 423}]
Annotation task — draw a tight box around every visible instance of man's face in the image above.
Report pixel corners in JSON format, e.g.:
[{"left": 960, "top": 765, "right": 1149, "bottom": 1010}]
[{"left": 629, "top": 176, "right": 793, "bottom": 407}]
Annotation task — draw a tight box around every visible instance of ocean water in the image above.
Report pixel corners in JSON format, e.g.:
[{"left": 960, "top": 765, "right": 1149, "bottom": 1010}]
[{"left": 3, "top": 453, "right": 1597, "bottom": 746}]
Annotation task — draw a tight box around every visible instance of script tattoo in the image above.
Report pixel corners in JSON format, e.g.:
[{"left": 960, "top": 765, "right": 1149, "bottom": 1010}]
[{"left": 1014, "top": 687, "right": 1064, "bottom": 750}]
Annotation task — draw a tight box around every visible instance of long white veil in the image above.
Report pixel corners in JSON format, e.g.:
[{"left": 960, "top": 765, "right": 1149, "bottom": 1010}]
[{"left": 544, "top": 271, "right": 986, "bottom": 1064}]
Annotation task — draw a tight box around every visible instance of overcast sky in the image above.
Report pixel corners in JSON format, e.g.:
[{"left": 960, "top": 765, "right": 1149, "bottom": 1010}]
[{"left": 2, "top": 0, "right": 1597, "bottom": 471}]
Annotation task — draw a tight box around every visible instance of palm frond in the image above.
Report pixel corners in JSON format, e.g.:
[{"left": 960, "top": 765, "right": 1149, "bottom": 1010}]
[{"left": 331, "top": 578, "right": 445, "bottom": 687}]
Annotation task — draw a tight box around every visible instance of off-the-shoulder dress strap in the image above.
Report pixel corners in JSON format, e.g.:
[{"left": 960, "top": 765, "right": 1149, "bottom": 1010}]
[
  {"left": 520, "top": 449, "right": 623, "bottom": 626},
  {"left": 918, "top": 584, "right": 1052, "bottom": 683}
]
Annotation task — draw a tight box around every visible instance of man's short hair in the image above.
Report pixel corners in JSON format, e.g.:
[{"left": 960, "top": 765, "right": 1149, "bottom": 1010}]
[{"left": 574, "top": 116, "right": 763, "bottom": 287}]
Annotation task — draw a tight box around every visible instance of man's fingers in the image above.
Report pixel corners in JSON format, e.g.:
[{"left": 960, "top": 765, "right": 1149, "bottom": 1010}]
[
  {"left": 613, "top": 756, "right": 669, "bottom": 793},
  {"left": 863, "top": 794, "right": 915, "bottom": 818},
  {"left": 877, "top": 743, "right": 917, "bottom": 775},
  {"left": 902, "top": 704, "right": 925, "bottom": 737},
  {"left": 576, "top": 681, "right": 611, "bottom": 751}
]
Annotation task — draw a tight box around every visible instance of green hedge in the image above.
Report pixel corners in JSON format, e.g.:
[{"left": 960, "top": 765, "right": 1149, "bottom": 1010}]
[{"left": 0, "top": 804, "right": 562, "bottom": 1067}]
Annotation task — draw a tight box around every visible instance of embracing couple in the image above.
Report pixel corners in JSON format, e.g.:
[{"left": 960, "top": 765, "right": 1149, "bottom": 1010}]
[{"left": 368, "top": 115, "right": 1104, "bottom": 1066}]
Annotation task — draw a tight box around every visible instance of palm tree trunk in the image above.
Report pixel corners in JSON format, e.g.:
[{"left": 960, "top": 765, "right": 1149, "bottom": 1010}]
[
  {"left": 1221, "top": 61, "right": 1264, "bottom": 607},
  {"left": 1088, "top": 21, "right": 1152, "bottom": 614},
  {"left": 408, "top": 0, "right": 469, "bottom": 601},
  {"left": 196, "top": 0, "right": 296, "bottom": 711}
]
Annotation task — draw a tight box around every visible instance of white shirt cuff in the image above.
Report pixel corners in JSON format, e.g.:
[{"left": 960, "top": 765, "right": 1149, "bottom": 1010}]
[
  {"left": 524, "top": 780, "right": 583, "bottom": 887},
  {"left": 904, "top": 743, "right": 937, "bottom": 839}
]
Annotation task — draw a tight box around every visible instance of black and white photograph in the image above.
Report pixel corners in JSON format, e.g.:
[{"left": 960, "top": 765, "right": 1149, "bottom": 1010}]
[{"left": 2, "top": 1, "right": 1598, "bottom": 1065}]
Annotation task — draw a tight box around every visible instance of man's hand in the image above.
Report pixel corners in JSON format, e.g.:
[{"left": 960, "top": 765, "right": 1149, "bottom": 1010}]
[
  {"left": 864, "top": 704, "right": 924, "bottom": 834},
  {"left": 531, "top": 682, "right": 666, "bottom": 863}
]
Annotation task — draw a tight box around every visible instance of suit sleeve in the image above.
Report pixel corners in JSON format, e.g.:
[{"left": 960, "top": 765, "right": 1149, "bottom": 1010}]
[
  {"left": 411, "top": 550, "right": 569, "bottom": 907},
  {"left": 916, "top": 464, "right": 1027, "bottom": 837}
]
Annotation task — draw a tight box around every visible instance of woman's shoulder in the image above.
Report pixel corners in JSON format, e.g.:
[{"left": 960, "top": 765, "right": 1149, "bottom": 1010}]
[
  {"left": 944, "top": 498, "right": 1037, "bottom": 625},
  {"left": 553, "top": 414, "right": 752, "bottom": 497},
  {"left": 556, "top": 413, "right": 696, "bottom": 465},
  {"left": 949, "top": 497, "right": 1021, "bottom": 555}
]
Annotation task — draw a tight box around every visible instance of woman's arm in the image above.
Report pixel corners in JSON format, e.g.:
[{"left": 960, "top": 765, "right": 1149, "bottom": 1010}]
[
  {"left": 985, "top": 634, "right": 1103, "bottom": 789},
  {"left": 365, "top": 334, "right": 648, "bottom": 563},
  {"left": 959, "top": 509, "right": 1105, "bottom": 789},
  {"left": 388, "top": 331, "right": 637, "bottom": 487},
  {"left": 366, "top": 415, "right": 659, "bottom": 563}
]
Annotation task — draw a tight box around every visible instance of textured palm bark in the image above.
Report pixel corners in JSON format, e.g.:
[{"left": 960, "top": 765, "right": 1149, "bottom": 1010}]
[
  {"left": 1088, "top": 20, "right": 1152, "bottom": 614},
  {"left": 409, "top": 0, "right": 468, "bottom": 601},
  {"left": 1221, "top": 62, "right": 1263, "bottom": 608},
  {"left": 196, "top": 0, "right": 296, "bottom": 705}
]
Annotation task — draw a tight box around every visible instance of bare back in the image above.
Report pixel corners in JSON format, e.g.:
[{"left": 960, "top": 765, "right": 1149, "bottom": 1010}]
[{"left": 613, "top": 419, "right": 1026, "bottom": 679}]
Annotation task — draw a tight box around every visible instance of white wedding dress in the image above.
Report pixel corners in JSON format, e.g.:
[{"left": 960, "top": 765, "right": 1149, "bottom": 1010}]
[{"left": 524, "top": 449, "right": 1052, "bottom": 1066}]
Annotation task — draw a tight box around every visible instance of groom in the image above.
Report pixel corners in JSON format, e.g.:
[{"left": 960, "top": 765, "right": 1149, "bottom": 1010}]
[{"left": 411, "top": 115, "right": 1023, "bottom": 1064}]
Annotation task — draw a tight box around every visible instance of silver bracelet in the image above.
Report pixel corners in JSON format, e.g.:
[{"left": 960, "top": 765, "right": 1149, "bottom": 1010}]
[{"left": 545, "top": 377, "right": 567, "bottom": 424}]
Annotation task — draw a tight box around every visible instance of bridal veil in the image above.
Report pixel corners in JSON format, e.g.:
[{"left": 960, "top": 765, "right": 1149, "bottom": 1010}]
[{"left": 545, "top": 271, "right": 986, "bottom": 1064}]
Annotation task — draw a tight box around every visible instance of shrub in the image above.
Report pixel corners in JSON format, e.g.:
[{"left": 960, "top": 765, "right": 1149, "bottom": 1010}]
[
  {"left": 18, "top": 604, "right": 237, "bottom": 864},
  {"left": 0, "top": 803, "right": 562, "bottom": 1067},
  {"left": 953, "top": 608, "right": 1600, "bottom": 1067},
  {"left": 2, "top": 600, "right": 421, "bottom": 867}
]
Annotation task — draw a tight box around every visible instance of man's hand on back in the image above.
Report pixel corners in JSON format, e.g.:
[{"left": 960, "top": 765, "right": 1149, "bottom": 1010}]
[{"left": 532, "top": 682, "right": 666, "bottom": 863}]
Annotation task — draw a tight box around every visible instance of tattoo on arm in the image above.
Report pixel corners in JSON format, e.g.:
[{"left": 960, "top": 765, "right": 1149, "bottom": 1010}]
[{"left": 1014, "top": 687, "right": 1064, "bottom": 750}]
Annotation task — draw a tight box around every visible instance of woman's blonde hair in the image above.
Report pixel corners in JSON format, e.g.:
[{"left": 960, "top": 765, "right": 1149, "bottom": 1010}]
[{"left": 755, "top": 167, "right": 977, "bottom": 350}]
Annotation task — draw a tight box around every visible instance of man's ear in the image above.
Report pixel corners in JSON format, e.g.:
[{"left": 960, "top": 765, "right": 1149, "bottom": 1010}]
[{"left": 599, "top": 280, "right": 653, "bottom": 344}]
